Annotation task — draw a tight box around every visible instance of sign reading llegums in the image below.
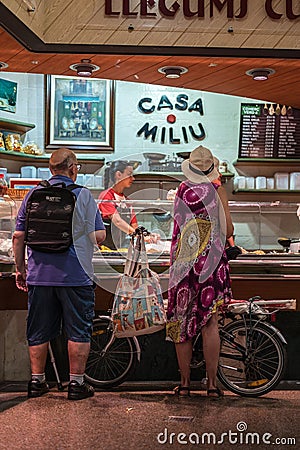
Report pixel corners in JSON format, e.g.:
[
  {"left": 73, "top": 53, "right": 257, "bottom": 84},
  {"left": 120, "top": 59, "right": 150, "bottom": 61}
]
[{"left": 105, "top": 0, "right": 300, "bottom": 20}]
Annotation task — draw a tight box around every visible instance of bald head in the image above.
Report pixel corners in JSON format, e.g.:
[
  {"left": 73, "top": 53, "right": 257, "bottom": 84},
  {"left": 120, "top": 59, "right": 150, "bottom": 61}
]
[{"left": 49, "top": 148, "right": 77, "bottom": 174}]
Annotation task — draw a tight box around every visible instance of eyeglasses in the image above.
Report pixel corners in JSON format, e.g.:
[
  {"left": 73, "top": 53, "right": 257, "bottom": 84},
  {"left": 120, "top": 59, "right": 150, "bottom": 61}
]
[{"left": 69, "top": 163, "right": 82, "bottom": 171}]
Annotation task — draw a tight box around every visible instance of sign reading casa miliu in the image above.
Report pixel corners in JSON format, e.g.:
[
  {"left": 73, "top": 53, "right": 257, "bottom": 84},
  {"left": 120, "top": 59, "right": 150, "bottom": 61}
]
[
  {"left": 105, "top": 0, "right": 300, "bottom": 19},
  {"left": 137, "top": 94, "right": 205, "bottom": 145}
]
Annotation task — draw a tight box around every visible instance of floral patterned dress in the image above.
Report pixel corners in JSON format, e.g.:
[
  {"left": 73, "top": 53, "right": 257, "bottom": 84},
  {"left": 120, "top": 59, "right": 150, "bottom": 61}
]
[{"left": 166, "top": 180, "right": 232, "bottom": 343}]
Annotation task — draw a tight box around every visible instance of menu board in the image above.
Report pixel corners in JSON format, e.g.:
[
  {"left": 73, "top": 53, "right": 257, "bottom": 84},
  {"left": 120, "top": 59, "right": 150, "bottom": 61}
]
[{"left": 238, "top": 103, "right": 300, "bottom": 159}]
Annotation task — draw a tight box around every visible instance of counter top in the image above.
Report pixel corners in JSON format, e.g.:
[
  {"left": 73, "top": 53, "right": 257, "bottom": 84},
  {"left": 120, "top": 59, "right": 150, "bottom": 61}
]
[{"left": 230, "top": 254, "right": 300, "bottom": 278}]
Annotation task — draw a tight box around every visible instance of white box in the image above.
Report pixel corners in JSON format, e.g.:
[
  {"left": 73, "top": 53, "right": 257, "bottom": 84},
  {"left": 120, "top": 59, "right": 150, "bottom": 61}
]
[
  {"left": 245, "top": 177, "right": 255, "bottom": 190},
  {"left": 266, "top": 177, "right": 275, "bottom": 190},
  {"left": 234, "top": 176, "right": 246, "bottom": 190},
  {"left": 290, "top": 172, "right": 300, "bottom": 190},
  {"left": 255, "top": 176, "right": 266, "bottom": 189},
  {"left": 37, "top": 167, "right": 51, "bottom": 180},
  {"left": 37, "top": 168, "right": 51, "bottom": 180},
  {"left": 84, "top": 174, "right": 94, "bottom": 187},
  {"left": 274, "top": 173, "right": 289, "bottom": 190},
  {"left": 94, "top": 175, "right": 103, "bottom": 188},
  {"left": 21, "top": 166, "right": 37, "bottom": 178},
  {"left": 76, "top": 174, "right": 85, "bottom": 185}
]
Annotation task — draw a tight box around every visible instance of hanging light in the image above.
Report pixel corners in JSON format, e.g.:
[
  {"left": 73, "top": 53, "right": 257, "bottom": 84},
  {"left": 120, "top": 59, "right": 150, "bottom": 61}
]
[
  {"left": 246, "top": 68, "right": 275, "bottom": 81},
  {"left": 158, "top": 66, "right": 188, "bottom": 79},
  {"left": 69, "top": 59, "right": 100, "bottom": 77}
]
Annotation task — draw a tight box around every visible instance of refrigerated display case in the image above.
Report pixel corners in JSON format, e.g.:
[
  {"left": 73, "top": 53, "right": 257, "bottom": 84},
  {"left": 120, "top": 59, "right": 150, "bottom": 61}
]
[{"left": 0, "top": 194, "right": 17, "bottom": 272}]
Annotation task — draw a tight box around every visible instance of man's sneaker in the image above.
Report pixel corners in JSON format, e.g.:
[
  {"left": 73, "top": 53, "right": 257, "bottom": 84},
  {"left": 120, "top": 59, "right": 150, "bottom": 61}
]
[
  {"left": 28, "top": 379, "right": 49, "bottom": 398},
  {"left": 68, "top": 380, "right": 94, "bottom": 401}
]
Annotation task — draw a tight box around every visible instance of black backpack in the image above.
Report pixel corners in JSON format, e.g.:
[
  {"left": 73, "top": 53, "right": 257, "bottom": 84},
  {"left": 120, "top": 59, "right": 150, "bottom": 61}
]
[{"left": 24, "top": 180, "right": 83, "bottom": 253}]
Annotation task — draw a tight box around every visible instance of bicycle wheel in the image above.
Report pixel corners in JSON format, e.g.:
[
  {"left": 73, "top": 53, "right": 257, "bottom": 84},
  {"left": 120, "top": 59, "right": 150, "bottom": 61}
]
[
  {"left": 217, "top": 319, "right": 287, "bottom": 397},
  {"left": 85, "top": 317, "right": 138, "bottom": 388}
]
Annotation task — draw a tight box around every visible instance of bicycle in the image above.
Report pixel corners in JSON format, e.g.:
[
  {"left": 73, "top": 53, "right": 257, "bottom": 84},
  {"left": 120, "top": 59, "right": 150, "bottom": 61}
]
[{"left": 85, "top": 297, "right": 295, "bottom": 397}]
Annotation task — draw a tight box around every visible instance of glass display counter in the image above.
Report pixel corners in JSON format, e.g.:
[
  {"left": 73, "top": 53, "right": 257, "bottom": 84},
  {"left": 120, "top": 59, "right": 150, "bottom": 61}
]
[{"left": 0, "top": 194, "right": 17, "bottom": 271}]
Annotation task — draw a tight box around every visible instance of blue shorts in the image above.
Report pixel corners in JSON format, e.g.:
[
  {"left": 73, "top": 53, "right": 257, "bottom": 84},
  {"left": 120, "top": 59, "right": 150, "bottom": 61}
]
[{"left": 27, "top": 285, "right": 95, "bottom": 346}]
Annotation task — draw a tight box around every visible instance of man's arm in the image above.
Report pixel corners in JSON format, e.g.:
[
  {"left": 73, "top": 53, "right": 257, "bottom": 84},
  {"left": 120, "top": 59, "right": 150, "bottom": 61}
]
[
  {"left": 88, "top": 230, "right": 106, "bottom": 246},
  {"left": 12, "top": 230, "right": 28, "bottom": 292}
]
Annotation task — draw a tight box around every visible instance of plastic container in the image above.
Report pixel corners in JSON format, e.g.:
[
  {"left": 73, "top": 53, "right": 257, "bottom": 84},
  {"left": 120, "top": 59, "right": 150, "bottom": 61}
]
[
  {"left": 255, "top": 176, "right": 266, "bottom": 190},
  {"left": 234, "top": 176, "right": 246, "bottom": 190},
  {"left": 266, "top": 177, "right": 275, "bottom": 190},
  {"left": 21, "top": 166, "right": 37, "bottom": 178},
  {"left": 245, "top": 177, "right": 255, "bottom": 190},
  {"left": 84, "top": 174, "right": 94, "bottom": 187},
  {"left": 274, "top": 173, "right": 289, "bottom": 190},
  {"left": 76, "top": 174, "right": 85, "bottom": 185},
  {"left": 37, "top": 168, "right": 51, "bottom": 180},
  {"left": 94, "top": 175, "right": 103, "bottom": 188},
  {"left": 290, "top": 172, "right": 300, "bottom": 190}
]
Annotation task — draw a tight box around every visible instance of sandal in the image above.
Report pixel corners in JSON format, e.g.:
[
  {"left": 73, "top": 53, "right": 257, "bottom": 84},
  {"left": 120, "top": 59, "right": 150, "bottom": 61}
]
[
  {"left": 174, "top": 385, "right": 191, "bottom": 397},
  {"left": 207, "top": 387, "right": 224, "bottom": 398}
]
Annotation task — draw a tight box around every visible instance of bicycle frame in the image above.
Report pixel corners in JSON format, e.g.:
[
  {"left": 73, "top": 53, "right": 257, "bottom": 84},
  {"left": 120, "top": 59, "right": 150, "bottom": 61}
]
[
  {"left": 191, "top": 297, "right": 294, "bottom": 372},
  {"left": 97, "top": 315, "right": 142, "bottom": 362},
  {"left": 221, "top": 297, "right": 295, "bottom": 344}
]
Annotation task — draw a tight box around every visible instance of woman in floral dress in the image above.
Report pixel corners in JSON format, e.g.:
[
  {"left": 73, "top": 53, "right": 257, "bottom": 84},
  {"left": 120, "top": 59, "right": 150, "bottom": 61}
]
[{"left": 167, "top": 146, "right": 234, "bottom": 397}]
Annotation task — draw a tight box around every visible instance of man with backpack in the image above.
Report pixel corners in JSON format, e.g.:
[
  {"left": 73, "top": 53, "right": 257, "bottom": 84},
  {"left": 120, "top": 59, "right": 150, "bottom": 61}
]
[{"left": 12, "top": 148, "right": 106, "bottom": 400}]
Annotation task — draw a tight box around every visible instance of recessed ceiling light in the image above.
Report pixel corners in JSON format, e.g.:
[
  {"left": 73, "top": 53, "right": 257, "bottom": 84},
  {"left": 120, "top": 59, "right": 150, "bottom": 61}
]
[
  {"left": 246, "top": 68, "right": 275, "bottom": 81},
  {"left": 158, "top": 66, "right": 188, "bottom": 79},
  {"left": 0, "top": 62, "right": 9, "bottom": 70},
  {"left": 70, "top": 59, "right": 100, "bottom": 77}
]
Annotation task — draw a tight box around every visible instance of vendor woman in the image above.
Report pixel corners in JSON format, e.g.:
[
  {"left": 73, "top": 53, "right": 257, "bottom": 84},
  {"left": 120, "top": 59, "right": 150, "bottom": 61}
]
[{"left": 98, "top": 160, "right": 138, "bottom": 250}]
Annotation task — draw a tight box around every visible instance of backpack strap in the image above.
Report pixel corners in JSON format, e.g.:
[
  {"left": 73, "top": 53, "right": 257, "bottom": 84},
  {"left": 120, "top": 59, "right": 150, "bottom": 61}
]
[
  {"left": 38, "top": 180, "right": 84, "bottom": 191},
  {"left": 39, "top": 180, "right": 68, "bottom": 189},
  {"left": 39, "top": 180, "right": 51, "bottom": 188},
  {"left": 65, "top": 183, "right": 84, "bottom": 191}
]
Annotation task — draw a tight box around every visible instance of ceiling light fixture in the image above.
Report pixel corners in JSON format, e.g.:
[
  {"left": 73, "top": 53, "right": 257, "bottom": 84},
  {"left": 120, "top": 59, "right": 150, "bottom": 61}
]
[
  {"left": 0, "top": 62, "right": 9, "bottom": 70},
  {"left": 69, "top": 59, "right": 100, "bottom": 77},
  {"left": 246, "top": 68, "right": 275, "bottom": 81},
  {"left": 22, "top": 0, "right": 36, "bottom": 12},
  {"left": 158, "top": 66, "right": 188, "bottom": 79}
]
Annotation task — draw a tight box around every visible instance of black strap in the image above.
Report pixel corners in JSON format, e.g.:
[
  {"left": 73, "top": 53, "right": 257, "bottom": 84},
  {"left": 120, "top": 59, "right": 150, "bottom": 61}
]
[
  {"left": 65, "top": 183, "right": 83, "bottom": 191},
  {"left": 38, "top": 180, "right": 83, "bottom": 191},
  {"left": 189, "top": 162, "right": 214, "bottom": 176}
]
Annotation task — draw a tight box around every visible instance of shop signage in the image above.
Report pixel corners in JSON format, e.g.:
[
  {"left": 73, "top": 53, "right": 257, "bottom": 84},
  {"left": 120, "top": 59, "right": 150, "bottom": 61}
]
[
  {"left": 136, "top": 94, "right": 206, "bottom": 144},
  {"left": 105, "top": 0, "right": 300, "bottom": 20},
  {"left": 239, "top": 103, "right": 300, "bottom": 159}
]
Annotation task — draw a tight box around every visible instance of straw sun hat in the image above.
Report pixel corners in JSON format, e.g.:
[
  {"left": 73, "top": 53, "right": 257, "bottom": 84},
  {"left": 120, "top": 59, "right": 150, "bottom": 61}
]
[{"left": 181, "top": 145, "right": 219, "bottom": 183}]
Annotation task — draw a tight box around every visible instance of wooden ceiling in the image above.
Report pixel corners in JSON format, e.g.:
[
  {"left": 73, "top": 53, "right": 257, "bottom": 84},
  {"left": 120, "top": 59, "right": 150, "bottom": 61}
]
[{"left": 1, "top": 25, "right": 300, "bottom": 108}]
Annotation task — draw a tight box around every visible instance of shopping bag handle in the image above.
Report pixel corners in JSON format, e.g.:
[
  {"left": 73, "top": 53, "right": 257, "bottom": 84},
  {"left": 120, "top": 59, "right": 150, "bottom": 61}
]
[{"left": 124, "top": 229, "right": 150, "bottom": 277}]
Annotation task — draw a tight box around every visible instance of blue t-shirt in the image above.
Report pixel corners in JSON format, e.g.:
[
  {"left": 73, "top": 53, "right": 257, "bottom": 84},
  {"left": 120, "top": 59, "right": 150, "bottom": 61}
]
[{"left": 15, "top": 175, "right": 105, "bottom": 286}]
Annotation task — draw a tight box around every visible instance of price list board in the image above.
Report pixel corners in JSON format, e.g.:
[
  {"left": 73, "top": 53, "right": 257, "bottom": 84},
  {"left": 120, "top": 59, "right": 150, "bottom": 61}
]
[{"left": 238, "top": 103, "right": 300, "bottom": 159}]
